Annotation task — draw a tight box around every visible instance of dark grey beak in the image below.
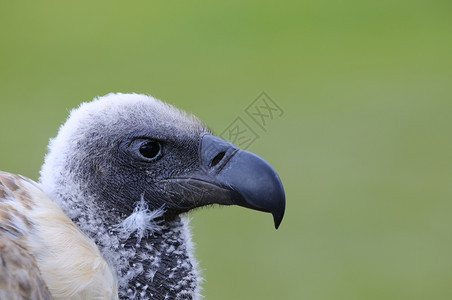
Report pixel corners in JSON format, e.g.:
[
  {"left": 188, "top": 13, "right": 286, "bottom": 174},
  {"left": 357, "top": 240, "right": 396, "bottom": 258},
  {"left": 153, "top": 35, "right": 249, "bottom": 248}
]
[{"left": 200, "top": 134, "right": 286, "bottom": 229}]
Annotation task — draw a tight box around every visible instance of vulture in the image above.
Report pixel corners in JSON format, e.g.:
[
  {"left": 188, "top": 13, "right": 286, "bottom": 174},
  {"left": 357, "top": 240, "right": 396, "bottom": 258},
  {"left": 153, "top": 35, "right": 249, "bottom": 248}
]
[{"left": 0, "top": 93, "right": 285, "bottom": 300}]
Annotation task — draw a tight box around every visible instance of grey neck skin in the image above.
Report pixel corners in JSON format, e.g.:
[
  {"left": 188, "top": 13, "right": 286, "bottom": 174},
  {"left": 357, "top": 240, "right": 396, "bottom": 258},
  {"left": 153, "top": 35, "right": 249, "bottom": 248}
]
[{"left": 54, "top": 191, "right": 200, "bottom": 300}]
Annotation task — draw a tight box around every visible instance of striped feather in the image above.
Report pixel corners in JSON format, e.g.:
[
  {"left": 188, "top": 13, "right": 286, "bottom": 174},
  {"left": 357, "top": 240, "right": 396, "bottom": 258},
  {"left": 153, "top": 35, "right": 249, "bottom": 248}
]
[
  {"left": 0, "top": 171, "right": 118, "bottom": 300},
  {"left": 0, "top": 231, "right": 52, "bottom": 300}
]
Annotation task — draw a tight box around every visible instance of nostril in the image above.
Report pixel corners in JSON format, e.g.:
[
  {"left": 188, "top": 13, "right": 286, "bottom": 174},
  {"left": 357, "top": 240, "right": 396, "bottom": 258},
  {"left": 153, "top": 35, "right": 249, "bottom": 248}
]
[{"left": 210, "top": 151, "right": 226, "bottom": 167}]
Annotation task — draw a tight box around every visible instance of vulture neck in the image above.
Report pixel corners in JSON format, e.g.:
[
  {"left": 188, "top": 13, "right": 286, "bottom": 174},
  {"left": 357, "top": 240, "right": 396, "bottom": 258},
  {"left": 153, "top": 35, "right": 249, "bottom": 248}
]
[{"left": 48, "top": 188, "right": 201, "bottom": 300}]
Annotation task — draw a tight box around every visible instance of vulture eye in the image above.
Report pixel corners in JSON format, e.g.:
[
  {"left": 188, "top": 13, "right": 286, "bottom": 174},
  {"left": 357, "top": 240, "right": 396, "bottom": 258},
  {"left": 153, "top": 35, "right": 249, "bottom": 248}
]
[
  {"left": 139, "top": 141, "right": 162, "bottom": 160},
  {"left": 125, "top": 138, "right": 163, "bottom": 162}
]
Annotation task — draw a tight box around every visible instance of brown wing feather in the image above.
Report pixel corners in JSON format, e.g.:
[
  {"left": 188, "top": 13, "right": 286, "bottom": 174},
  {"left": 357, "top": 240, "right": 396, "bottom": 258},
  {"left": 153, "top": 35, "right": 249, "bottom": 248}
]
[
  {"left": 0, "top": 232, "right": 52, "bottom": 300},
  {"left": 0, "top": 171, "right": 118, "bottom": 300},
  {"left": 0, "top": 172, "right": 51, "bottom": 299},
  {"left": 0, "top": 171, "right": 33, "bottom": 248}
]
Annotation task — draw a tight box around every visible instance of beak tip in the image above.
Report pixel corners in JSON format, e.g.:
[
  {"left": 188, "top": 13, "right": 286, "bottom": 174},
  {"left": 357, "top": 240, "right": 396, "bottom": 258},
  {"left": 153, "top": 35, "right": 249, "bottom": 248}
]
[
  {"left": 270, "top": 174, "right": 285, "bottom": 230},
  {"left": 272, "top": 203, "right": 285, "bottom": 230},
  {"left": 274, "top": 219, "right": 281, "bottom": 229}
]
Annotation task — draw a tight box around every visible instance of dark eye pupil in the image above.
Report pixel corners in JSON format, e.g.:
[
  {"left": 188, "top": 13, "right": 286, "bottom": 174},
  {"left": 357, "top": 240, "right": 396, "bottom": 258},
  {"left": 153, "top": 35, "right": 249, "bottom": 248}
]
[{"left": 139, "top": 141, "right": 161, "bottom": 159}]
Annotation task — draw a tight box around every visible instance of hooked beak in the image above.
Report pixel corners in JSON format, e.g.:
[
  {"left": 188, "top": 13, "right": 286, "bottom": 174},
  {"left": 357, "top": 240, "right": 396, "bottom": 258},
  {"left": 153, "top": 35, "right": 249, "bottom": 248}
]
[
  {"left": 198, "top": 134, "right": 286, "bottom": 229},
  {"left": 162, "top": 134, "right": 286, "bottom": 229}
]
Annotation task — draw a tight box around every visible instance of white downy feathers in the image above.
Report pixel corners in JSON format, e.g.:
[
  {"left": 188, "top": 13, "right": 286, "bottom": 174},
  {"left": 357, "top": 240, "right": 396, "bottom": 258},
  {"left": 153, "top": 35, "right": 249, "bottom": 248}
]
[
  {"left": 40, "top": 93, "right": 203, "bottom": 206},
  {"left": 1, "top": 93, "right": 216, "bottom": 299},
  {"left": 113, "top": 197, "right": 165, "bottom": 244}
]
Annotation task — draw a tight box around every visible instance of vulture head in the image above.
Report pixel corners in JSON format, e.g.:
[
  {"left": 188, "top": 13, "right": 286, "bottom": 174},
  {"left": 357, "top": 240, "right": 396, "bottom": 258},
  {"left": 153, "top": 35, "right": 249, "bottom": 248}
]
[{"left": 39, "top": 93, "right": 285, "bottom": 299}]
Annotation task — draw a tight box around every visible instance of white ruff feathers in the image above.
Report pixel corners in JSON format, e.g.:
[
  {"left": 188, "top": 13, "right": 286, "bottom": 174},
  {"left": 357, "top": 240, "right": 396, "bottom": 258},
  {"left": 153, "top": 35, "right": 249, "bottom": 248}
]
[
  {"left": 114, "top": 197, "right": 165, "bottom": 244},
  {"left": 35, "top": 93, "right": 208, "bottom": 299}
]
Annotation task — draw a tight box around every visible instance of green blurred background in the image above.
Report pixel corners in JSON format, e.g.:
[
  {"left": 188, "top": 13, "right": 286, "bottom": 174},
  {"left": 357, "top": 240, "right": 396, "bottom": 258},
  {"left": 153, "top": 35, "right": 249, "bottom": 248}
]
[{"left": 1, "top": 1, "right": 451, "bottom": 299}]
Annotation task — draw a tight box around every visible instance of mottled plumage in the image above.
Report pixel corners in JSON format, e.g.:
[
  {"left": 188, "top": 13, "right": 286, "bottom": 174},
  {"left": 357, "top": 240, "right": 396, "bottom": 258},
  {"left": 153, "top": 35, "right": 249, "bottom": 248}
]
[
  {"left": 0, "top": 172, "right": 118, "bottom": 299},
  {"left": 0, "top": 232, "right": 52, "bottom": 300}
]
